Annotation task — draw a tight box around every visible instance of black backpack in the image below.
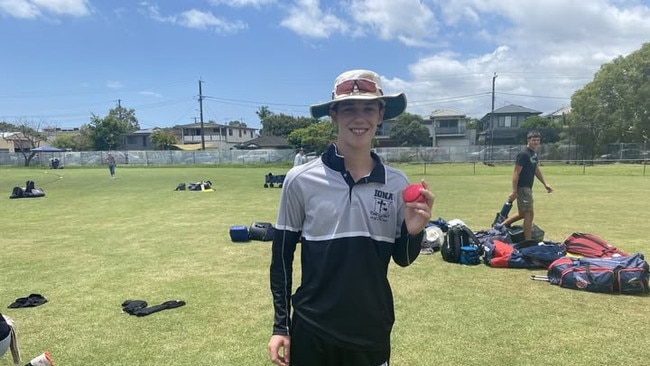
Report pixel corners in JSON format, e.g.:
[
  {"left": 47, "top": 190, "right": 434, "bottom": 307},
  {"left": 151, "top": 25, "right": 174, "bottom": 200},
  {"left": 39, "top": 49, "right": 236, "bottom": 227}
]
[
  {"left": 25, "top": 180, "right": 35, "bottom": 193},
  {"left": 249, "top": 222, "right": 274, "bottom": 241},
  {"left": 441, "top": 222, "right": 482, "bottom": 264},
  {"left": 10, "top": 186, "right": 24, "bottom": 198}
]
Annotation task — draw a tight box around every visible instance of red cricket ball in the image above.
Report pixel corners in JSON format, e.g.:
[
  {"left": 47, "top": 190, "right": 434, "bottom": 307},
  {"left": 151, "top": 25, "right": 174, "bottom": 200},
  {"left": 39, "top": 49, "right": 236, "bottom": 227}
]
[{"left": 402, "top": 183, "right": 426, "bottom": 203}]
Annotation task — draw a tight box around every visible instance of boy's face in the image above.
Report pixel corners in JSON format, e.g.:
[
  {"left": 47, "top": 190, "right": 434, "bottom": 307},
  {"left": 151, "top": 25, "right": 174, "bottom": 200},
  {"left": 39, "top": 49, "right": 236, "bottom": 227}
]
[
  {"left": 330, "top": 100, "right": 384, "bottom": 150},
  {"left": 527, "top": 136, "right": 541, "bottom": 150}
]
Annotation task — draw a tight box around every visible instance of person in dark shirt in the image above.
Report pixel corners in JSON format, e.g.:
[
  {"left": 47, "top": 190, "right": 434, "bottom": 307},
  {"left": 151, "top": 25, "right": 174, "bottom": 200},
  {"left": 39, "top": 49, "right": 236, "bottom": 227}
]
[
  {"left": 0, "top": 314, "right": 10, "bottom": 357},
  {"left": 1, "top": 313, "right": 19, "bottom": 364},
  {"left": 499, "top": 130, "right": 553, "bottom": 240},
  {"left": 106, "top": 154, "right": 116, "bottom": 178},
  {"left": 267, "top": 69, "right": 434, "bottom": 366}
]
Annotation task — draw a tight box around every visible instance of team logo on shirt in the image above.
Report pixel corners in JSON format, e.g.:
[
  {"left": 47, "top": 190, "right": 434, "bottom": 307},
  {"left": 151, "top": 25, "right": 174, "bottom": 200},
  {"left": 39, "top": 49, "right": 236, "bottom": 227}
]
[{"left": 371, "top": 189, "right": 393, "bottom": 222}]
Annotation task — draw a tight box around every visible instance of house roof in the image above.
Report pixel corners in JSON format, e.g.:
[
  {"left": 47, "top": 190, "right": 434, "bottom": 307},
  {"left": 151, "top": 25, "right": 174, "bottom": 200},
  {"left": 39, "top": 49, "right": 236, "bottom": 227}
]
[
  {"left": 1, "top": 132, "right": 20, "bottom": 139},
  {"left": 123, "top": 129, "right": 155, "bottom": 136},
  {"left": 480, "top": 104, "right": 543, "bottom": 121},
  {"left": 546, "top": 105, "right": 572, "bottom": 117},
  {"left": 177, "top": 122, "right": 257, "bottom": 131},
  {"left": 429, "top": 109, "right": 466, "bottom": 118},
  {"left": 492, "top": 104, "right": 542, "bottom": 115},
  {"left": 234, "top": 135, "right": 288, "bottom": 149}
]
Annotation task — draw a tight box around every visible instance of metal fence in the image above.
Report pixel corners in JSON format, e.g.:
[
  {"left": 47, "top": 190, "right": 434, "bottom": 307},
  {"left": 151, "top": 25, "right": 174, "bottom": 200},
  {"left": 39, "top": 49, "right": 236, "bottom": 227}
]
[{"left": 0, "top": 144, "right": 647, "bottom": 167}]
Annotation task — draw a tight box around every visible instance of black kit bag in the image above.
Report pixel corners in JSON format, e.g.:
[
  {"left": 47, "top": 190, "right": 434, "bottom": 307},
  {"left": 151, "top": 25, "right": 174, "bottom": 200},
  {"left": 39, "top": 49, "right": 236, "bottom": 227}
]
[
  {"left": 441, "top": 221, "right": 482, "bottom": 264},
  {"left": 249, "top": 222, "right": 274, "bottom": 241},
  {"left": 10, "top": 187, "right": 24, "bottom": 199},
  {"left": 507, "top": 224, "right": 545, "bottom": 244}
]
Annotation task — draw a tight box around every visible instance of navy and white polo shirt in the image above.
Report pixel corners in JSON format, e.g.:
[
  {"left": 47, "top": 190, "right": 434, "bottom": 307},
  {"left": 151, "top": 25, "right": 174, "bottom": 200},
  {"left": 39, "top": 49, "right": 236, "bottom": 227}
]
[{"left": 270, "top": 143, "right": 423, "bottom": 350}]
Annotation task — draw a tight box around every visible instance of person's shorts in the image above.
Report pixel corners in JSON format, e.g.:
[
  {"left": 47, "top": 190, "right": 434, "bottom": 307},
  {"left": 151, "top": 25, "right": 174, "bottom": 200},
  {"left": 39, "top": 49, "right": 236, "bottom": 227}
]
[
  {"left": 517, "top": 187, "right": 534, "bottom": 211},
  {"left": 290, "top": 315, "right": 390, "bottom": 366}
]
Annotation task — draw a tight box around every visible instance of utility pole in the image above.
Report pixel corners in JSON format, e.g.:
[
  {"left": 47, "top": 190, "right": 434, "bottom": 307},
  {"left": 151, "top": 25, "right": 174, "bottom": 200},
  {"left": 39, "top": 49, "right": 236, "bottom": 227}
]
[
  {"left": 116, "top": 99, "right": 123, "bottom": 121},
  {"left": 198, "top": 79, "right": 205, "bottom": 150},
  {"left": 490, "top": 73, "right": 498, "bottom": 163}
]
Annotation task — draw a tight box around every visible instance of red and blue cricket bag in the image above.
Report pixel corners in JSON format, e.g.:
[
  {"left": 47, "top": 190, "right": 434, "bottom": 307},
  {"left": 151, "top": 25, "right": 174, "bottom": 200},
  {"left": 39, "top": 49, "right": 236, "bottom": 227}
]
[
  {"left": 483, "top": 239, "right": 565, "bottom": 269},
  {"left": 562, "top": 232, "right": 629, "bottom": 258},
  {"left": 545, "top": 254, "right": 649, "bottom": 295}
]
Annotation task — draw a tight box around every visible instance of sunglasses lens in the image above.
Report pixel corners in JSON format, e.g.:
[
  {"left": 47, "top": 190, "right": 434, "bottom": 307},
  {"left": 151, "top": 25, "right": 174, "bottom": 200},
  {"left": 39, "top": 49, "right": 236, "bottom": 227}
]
[{"left": 335, "top": 79, "right": 379, "bottom": 95}]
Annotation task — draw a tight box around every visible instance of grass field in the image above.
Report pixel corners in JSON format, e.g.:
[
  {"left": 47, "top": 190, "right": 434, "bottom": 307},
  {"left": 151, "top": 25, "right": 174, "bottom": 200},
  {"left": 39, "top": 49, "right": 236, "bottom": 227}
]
[{"left": 1, "top": 163, "right": 648, "bottom": 365}]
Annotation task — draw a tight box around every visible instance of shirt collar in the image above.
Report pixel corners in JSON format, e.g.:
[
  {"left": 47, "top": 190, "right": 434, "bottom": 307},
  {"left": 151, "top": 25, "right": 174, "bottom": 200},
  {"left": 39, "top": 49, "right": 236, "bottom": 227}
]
[{"left": 322, "top": 143, "right": 386, "bottom": 184}]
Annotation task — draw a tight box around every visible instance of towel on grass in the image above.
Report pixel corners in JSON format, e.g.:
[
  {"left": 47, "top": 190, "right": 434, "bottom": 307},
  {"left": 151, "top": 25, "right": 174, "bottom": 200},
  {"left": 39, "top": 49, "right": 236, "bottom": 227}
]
[
  {"left": 8, "top": 294, "right": 47, "bottom": 309},
  {"left": 121, "top": 300, "right": 186, "bottom": 317}
]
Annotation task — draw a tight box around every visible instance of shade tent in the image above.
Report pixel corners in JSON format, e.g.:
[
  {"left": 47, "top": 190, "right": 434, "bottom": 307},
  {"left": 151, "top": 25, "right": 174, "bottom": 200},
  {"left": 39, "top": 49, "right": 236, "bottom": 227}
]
[
  {"left": 31, "top": 145, "right": 66, "bottom": 152},
  {"left": 32, "top": 145, "right": 66, "bottom": 168}
]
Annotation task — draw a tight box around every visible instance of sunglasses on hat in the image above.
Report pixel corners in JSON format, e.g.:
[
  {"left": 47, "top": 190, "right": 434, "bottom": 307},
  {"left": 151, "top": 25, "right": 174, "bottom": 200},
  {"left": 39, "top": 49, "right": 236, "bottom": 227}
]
[{"left": 333, "top": 79, "right": 383, "bottom": 98}]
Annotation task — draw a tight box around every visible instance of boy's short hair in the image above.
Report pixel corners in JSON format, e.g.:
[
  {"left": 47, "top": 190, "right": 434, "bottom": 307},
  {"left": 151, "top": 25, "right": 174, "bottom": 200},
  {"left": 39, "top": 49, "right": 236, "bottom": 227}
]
[{"left": 527, "top": 130, "right": 542, "bottom": 140}]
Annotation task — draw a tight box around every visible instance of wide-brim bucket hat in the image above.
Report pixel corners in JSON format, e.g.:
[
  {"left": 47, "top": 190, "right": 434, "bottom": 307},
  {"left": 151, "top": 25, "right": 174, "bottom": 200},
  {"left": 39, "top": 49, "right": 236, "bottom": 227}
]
[{"left": 310, "top": 69, "right": 407, "bottom": 121}]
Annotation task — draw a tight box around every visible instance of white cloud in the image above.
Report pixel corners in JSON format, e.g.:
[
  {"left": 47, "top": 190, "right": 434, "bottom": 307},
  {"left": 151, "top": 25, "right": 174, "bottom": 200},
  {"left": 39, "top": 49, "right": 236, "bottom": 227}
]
[
  {"left": 177, "top": 9, "right": 247, "bottom": 33},
  {"left": 0, "top": 0, "right": 90, "bottom": 18},
  {"left": 208, "top": 0, "right": 276, "bottom": 7},
  {"left": 141, "top": 3, "right": 247, "bottom": 34},
  {"left": 106, "top": 81, "right": 123, "bottom": 89},
  {"left": 379, "top": 0, "right": 650, "bottom": 117},
  {"left": 280, "top": 0, "right": 347, "bottom": 38},
  {"left": 348, "top": 0, "right": 438, "bottom": 47},
  {"left": 139, "top": 91, "right": 162, "bottom": 98}
]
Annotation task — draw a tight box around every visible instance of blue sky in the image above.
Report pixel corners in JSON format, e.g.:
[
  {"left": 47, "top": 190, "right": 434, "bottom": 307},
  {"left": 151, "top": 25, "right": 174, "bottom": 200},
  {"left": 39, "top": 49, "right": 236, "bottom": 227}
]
[{"left": 1, "top": 0, "right": 649, "bottom": 131}]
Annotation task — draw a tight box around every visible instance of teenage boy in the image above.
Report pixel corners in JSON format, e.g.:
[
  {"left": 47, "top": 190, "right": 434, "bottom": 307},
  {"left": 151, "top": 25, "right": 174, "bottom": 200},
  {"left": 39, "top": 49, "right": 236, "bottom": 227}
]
[
  {"left": 498, "top": 130, "right": 553, "bottom": 240},
  {"left": 268, "top": 69, "right": 434, "bottom": 366}
]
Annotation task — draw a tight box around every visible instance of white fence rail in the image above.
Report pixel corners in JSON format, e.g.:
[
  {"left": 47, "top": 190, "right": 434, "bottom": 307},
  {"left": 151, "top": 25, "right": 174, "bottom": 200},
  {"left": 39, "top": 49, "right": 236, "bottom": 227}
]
[{"left": 0, "top": 145, "right": 647, "bottom": 167}]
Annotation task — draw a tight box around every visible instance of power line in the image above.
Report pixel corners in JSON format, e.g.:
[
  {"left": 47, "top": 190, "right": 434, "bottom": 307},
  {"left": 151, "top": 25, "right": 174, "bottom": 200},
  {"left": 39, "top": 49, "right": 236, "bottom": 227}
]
[{"left": 496, "top": 91, "right": 570, "bottom": 100}]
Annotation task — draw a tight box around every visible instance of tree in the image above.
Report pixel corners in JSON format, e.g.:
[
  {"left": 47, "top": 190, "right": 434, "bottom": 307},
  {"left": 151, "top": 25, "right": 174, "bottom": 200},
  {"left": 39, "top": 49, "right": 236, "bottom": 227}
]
[
  {"left": 150, "top": 128, "right": 178, "bottom": 150},
  {"left": 51, "top": 131, "right": 93, "bottom": 151},
  {"left": 389, "top": 112, "right": 431, "bottom": 146},
  {"left": 466, "top": 118, "right": 480, "bottom": 130},
  {"left": 570, "top": 42, "right": 650, "bottom": 156},
  {"left": 0, "top": 120, "right": 48, "bottom": 166},
  {"left": 109, "top": 105, "right": 140, "bottom": 131},
  {"left": 86, "top": 114, "right": 131, "bottom": 150},
  {"left": 256, "top": 106, "right": 273, "bottom": 121},
  {"left": 287, "top": 122, "right": 337, "bottom": 153},
  {"left": 261, "top": 113, "right": 317, "bottom": 137},
  {"left": 228, "top": 121, "right": 247, "bottom": 128},
  {"left": 521, "top": 116, "right": 556, "bottom": 129}
]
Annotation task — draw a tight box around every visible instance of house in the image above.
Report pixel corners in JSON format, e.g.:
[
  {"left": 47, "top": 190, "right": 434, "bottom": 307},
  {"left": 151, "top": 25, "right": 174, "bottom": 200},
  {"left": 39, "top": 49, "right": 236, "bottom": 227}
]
[
  {"left": 0, "top": 132, "right": 32, "bottom": 152},
  {"left": 234, "top": 135, "right": 289, "bottom": 150},
  {"left": 42, "top": 127, "right": 81, "bottom": 141},
  {"left": 545, "top": 105, "right": 571, "bottom": 125},
  {"left": 424, "top": 109, "right": 475, "bottom": 147},
  {"left": 479, "top": 104, "right": 542, "bottom": 145},
  {"left": 177, "top": 122, "right": 257, "bottom": 150},
  {"left": 375, "top": 108, "right": 475, "bottom": 147},
  {"left": 374, "top": 117, "right": 402, "bottom": 147},
  {"left": 123, "top": 129, "right": 155, "bottom": 150}
]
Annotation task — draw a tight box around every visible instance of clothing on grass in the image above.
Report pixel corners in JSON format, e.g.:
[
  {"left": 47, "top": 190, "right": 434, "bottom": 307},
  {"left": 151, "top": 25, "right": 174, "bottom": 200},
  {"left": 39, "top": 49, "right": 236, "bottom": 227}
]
[
  {"left": 8, "top": 294, "right": 47, "bottom": 308},
  {"left": 121, "top": 300, "right": 186, "bottom": 317}
]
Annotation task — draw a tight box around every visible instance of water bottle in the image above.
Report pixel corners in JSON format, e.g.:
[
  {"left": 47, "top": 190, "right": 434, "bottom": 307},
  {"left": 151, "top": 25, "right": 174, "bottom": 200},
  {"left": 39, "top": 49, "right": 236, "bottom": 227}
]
[{"left": 499, "top": 199, "right": 513, "bottom": 218}]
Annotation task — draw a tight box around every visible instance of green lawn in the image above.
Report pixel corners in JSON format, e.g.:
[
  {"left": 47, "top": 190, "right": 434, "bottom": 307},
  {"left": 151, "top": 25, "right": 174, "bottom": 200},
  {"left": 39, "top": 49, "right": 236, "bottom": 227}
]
[{"left": 1, "top": 163, "right": 648, "bottom": 365}]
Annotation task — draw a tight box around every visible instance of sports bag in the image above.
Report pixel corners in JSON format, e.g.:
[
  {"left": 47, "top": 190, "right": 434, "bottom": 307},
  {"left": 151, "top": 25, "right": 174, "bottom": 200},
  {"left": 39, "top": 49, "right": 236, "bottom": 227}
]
[
  {"left": 562, "top": 232, "right": 629, "bottom": 258},
  {"left": 507, "top": 224, "right": 545, "bottom": 244},
  {"left": 484, "top": 239, "right": 565, "bottom": 269},
  {"left": 249, "top": 222, "right": 274, "bottom": 241},
  {"left": 441, "top": 220, "right": 482, "bottom": 264},
  {"left": 420, "top": 224, "right": 444, "bottom": 254},
  {"left": 545, "top": 254, "right": 649, "bottom": 295}
]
